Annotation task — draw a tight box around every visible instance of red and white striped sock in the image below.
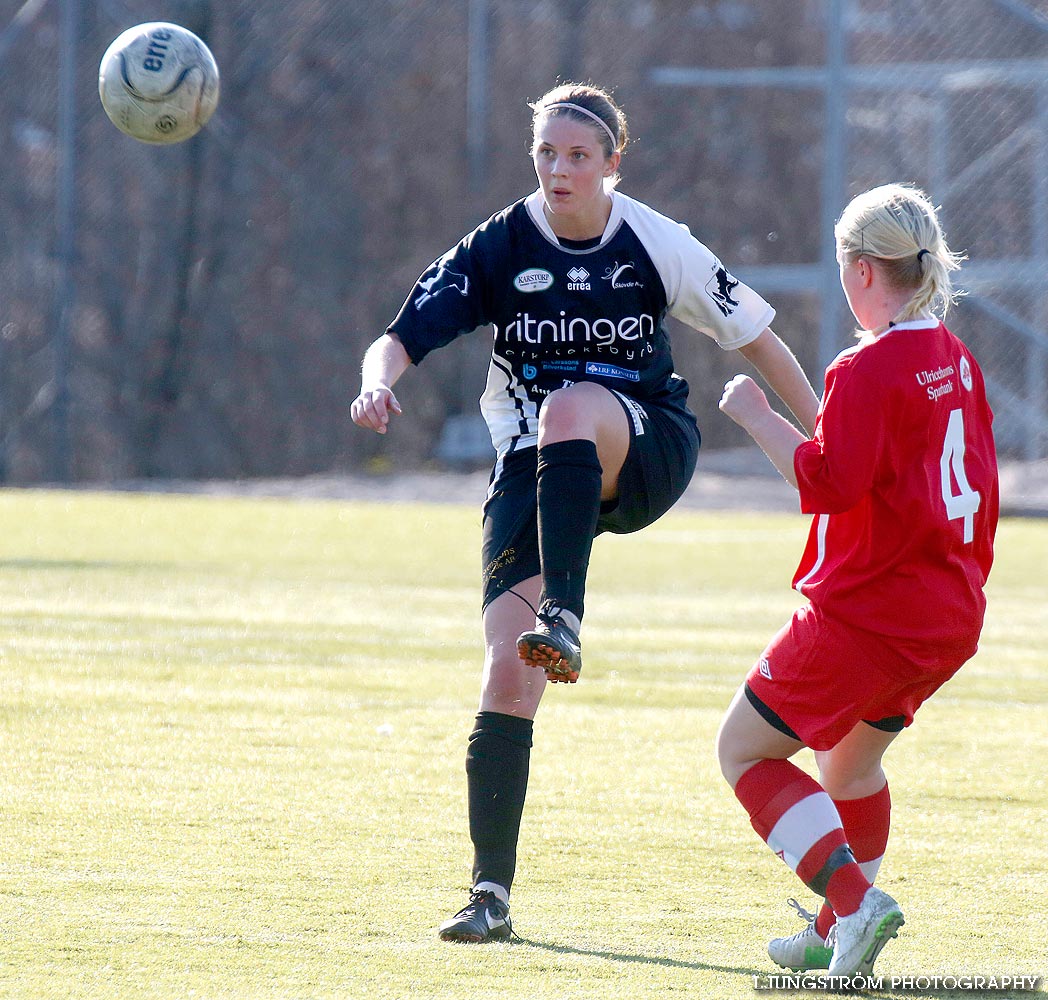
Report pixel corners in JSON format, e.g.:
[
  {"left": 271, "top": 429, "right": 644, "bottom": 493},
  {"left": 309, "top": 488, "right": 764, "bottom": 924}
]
[
  {"left": 815, "top": 783, "right": 891, "bottom": 937},
  {"left": 734, "top": 758, "right": 871, "bottom": 918}
]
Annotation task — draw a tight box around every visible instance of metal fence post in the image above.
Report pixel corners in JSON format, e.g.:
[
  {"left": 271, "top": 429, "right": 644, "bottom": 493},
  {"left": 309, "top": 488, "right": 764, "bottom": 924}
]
[{"left": 51, "top": 0, "right": 80, "bottom": 482}]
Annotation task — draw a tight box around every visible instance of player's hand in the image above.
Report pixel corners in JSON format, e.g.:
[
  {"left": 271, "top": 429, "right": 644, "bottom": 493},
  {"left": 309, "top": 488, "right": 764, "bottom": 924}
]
[
  {"left": 351, "top": 385, "right": 403, "bottom": 434},
  {"left": 718, "top": 374, "right": 771, "bottom": 428}
]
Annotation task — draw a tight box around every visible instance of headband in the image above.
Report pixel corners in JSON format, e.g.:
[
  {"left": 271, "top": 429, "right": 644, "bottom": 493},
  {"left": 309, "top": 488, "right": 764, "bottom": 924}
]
[{"left": 542, "top": 102, "right": 619, "bottom": 150}]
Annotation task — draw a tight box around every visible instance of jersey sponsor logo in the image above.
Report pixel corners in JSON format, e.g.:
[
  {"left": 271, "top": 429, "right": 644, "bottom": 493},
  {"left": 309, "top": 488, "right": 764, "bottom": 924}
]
[
  {"left": 959, "top": 355, "right": 973, "bottom": 391},
  {"left": 927, "top": 380, "right": 955, "bottom": 401},
  {"left": 566, "top": 266, "right": 591, "bottom": 291},
  {"left": 542, "top": 359, "right": 579, "bottom": 373},
  {"left": 505, "top": 311, "right": 655, "bottom": 347},
  {"left": 530, "top": 380, "right": 576, "bottom": 398},
  {"left": 915, "top": 363, "right": 956, "bottom": 401},
  {"left": 514, "top": 268, "right": 554, "bottom": 293},
  {"left": 705, "top": 263, "right": 740, "bottom": 317},
  {"left": 602, "top": 261, "right": 643, "bottom": 289},
  {"left": 585, "top": 362, "right": 640, "bottom": 381},
  {"left": 414, "top": 265, "right": 469, "bottom": 311},
  {"left": 915, "top": 364, "right": 955, "bottom": 385}
]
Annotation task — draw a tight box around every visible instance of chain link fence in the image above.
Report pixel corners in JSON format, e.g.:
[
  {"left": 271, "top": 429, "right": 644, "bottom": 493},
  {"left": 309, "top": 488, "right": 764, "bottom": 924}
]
[{"left": 1, "top": 0, "right": 1045, "bottom": 507}]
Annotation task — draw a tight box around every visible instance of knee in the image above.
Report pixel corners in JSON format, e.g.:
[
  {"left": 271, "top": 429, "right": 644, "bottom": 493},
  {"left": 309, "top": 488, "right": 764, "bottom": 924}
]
[
  {"left": 716, "top": 722, "right": 754, "bottom": 790},
  {"left": 817, "top": 759, "right": 886, "bottom": 800},
  {"left": 480, "top": 642, "right": 544, "bottom": 717},
  {"left": 537, "top": 385, "right": 595, "bottom": 441}
]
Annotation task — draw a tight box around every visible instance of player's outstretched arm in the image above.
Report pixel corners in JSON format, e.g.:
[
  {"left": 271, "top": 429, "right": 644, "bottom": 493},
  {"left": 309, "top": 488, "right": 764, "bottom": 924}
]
[
  {"left": 351, "top": 333, "right": 410, "bottom": 434},
  {"left": 719, "top": 374, "right": 806, "bottom": 489},
  {"left": 736, "top": 328, "right": 819, "bottom": 437}
]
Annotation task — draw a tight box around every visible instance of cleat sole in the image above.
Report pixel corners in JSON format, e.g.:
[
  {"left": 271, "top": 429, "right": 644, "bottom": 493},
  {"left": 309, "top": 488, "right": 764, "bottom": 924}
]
[
  {"left": 439, "top": 930, "right": 484, "bottom": 944},
  {"left": 517, "top": 625, "right": 582, "bottom": 684}
]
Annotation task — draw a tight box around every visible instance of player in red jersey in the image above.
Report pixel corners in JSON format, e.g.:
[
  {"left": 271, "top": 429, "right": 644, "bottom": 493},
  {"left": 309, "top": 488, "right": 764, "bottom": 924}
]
[{"left": 716, "top": 183, "right": 999, "bottom": 979}]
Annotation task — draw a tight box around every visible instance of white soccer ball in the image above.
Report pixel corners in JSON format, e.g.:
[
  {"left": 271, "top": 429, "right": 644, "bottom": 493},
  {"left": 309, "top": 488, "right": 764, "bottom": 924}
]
[{"left": 98, "top": 22, "right": 220, "bottom": 145}]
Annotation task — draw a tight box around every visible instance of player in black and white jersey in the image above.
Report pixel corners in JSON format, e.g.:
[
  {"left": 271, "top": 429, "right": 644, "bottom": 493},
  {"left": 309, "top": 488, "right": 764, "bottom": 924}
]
[{"left": 351, "top": 82, "right": 820, "bottom": 943}]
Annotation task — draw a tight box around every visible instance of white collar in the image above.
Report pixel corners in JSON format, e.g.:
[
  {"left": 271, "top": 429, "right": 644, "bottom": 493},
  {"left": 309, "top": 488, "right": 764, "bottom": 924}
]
[
  {"left": 525, "top": 188, "right": 624, "bottom": 246},
  {"left": 887, "top": 317, "right": 939, "bottom": 331}
]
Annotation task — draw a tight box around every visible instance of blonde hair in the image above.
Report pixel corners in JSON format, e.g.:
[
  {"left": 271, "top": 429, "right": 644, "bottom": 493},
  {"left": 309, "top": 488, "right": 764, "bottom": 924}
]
[
  {"left": 835, "top": 183, "right": 966, "bottom": 323},
  {"left": 530, "top": 83, "right": 629, "bottom": 184}
]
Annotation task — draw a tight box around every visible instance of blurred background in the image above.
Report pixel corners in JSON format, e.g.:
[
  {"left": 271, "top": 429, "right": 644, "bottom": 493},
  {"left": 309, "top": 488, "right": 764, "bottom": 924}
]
[{"left": 1, "top": 0, "right": 1046, "bottom": 503}]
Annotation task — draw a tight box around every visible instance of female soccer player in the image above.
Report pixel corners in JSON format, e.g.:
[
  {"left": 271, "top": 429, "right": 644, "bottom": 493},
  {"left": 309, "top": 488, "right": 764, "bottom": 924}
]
[
  {"left": 352, "top": 82, "right": 819, "bottom": 942},
  {"left": 717, "top": 183, "right": 998, "bottom": 977}
]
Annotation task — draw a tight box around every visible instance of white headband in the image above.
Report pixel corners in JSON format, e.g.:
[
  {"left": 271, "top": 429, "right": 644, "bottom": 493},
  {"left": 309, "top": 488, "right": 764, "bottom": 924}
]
[{"left": 543, "top": 102, "right": 619, "bottom": 150}]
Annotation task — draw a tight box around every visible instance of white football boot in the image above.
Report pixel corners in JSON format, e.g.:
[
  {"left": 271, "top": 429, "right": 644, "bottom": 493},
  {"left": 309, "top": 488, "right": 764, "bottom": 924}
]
[
  {"left": 827, "top": 886, "right": 904, "bottom": 976},
  {"left": 768, "top": 898, "right": 833, "bottom": 970}
]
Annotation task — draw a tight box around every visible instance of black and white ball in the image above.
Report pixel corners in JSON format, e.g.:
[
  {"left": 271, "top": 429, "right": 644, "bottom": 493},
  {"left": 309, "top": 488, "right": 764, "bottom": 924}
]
[{"left": 98, "top": 22, "right": 219, "bottom": 145}]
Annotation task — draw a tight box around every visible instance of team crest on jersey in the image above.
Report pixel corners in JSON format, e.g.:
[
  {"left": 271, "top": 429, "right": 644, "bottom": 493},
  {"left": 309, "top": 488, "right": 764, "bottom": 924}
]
[
  {"left": 602, "top": 261, "right": 643, "bottom": 289},
  {"left": 414, "top": 265, "right": 469, "bottom": 311},
  {"left": 705, "top": 263, "right": 740, "bottom": 317},
  {"left": 567, "top": 266, "right": 591, "bottom": 291},
  {"left": 514, "top": 268, "right": 554, "bottom": 293},
  {"left": 959, "top": 354, "right": 973, "bottom": 391}
]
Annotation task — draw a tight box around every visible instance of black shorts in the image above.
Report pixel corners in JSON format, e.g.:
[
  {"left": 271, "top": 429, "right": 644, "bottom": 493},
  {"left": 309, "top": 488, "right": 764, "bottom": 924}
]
[{"left": 480, "top": 391, "right": 700, "bottom": 609}]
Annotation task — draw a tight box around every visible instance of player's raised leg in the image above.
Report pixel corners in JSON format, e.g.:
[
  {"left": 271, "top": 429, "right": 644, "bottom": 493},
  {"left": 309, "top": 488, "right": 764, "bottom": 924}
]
[{"left": 517, "top": 383, "right": 629, "bottom": 683}]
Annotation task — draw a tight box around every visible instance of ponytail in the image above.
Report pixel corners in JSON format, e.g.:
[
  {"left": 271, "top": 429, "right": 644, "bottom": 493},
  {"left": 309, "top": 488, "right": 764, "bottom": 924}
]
[{"left": 835, "top": 183, "right": 966, "bottom": 323}]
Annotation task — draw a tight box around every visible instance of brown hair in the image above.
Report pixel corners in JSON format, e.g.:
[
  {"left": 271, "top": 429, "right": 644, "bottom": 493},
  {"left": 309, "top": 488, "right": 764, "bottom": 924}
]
[{"left": 529, "top": 83, "right": 629, "bottom": 162}]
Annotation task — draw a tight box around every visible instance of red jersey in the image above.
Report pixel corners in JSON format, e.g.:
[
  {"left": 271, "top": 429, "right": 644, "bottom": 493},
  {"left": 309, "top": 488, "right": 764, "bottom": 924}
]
[{"left": 792, "top": 319, "right": 998, "bottom": 665}]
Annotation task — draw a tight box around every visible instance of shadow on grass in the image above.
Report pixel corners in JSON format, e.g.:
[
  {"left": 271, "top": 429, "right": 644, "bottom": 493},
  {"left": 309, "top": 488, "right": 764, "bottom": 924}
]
[
  {"left": 512, "top": 934, "right": 766, "bottom": 978},
  {"left": 0, "top": 559, "right": 173, "bottom": 572},
  {"left": 507, "top": 941, "right": 1045, "bottom": 998}
]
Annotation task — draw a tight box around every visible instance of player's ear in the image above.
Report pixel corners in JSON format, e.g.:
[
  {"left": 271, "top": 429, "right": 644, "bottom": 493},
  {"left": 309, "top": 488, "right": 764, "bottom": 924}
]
[
  {"left": 603, "top": 151, "right": 621, "bottom": 177},
  {"left": 857, "top": 256, "right": 875, "bottom": 287}
]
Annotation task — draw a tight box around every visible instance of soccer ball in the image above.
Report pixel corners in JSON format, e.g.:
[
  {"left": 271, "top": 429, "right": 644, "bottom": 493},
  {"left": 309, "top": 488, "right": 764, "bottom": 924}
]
[{"left": 98, "top": 22, "right": 220, "bottom": 145}]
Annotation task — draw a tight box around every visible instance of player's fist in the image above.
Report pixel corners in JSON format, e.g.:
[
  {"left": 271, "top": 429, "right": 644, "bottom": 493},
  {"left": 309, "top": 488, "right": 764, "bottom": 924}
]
[
  {"left": 718, "top": 374, "right": 770, "bottom": 428},
  {"left": 351, "top": 385, "right": 403, "bottom": 434}
]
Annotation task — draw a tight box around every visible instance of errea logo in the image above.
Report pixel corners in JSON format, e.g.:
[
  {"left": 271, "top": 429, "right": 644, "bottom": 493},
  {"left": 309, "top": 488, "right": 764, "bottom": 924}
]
[
  {"left": 567, "top": 266, "right": 590, "bottom": 291},
  {"left": 514, "top": 268, "right": 554, "bottom": 293}
]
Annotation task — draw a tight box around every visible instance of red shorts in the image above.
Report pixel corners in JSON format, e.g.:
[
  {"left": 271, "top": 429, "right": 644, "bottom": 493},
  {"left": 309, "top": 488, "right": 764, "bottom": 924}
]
[{"left": 745, "top": 604, "right": 966, "bottom": 751}]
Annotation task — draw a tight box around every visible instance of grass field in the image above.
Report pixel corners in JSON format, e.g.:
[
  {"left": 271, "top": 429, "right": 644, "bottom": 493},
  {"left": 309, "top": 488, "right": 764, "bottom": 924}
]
[{"left": 0, "top": 488, "right": 1043, "bottom": 1000}]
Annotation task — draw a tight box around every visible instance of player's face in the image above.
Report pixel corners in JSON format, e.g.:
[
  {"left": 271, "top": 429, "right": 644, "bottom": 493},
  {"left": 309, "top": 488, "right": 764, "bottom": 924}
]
[{"left": 532, "top": 116, "right": 620, "bottom": 234}]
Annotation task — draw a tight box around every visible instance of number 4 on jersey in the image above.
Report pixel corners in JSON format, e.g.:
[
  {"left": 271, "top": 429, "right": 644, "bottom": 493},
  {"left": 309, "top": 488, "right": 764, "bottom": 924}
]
[{"left": 939, "top": 407, "right": 980, "bottom": 543}]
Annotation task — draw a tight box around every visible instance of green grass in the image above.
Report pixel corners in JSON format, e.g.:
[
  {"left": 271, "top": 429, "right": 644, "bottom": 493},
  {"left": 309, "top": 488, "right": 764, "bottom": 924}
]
[{"left": 0, "top": 489, "right": 1043, "bottom": 999}]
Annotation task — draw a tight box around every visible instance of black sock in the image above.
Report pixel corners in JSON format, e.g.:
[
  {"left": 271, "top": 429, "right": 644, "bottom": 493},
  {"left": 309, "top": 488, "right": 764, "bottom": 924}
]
[
  {"left": 466, "top": 711, "right": 534, "bottom": 892},
  {"left": 536, "top": 439, "right": 603, "bottom": 623}
]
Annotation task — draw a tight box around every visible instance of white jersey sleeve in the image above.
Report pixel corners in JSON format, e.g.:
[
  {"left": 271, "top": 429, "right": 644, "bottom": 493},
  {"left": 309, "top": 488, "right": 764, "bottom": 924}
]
[{"left": 613, "top": 192, "right": 775, "bottom": 350}]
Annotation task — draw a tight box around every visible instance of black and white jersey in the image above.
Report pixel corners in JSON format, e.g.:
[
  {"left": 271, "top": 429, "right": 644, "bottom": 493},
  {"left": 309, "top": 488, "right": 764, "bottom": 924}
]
[{"left": 389, "top": 188, "right": 775, "bottom": 457}]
